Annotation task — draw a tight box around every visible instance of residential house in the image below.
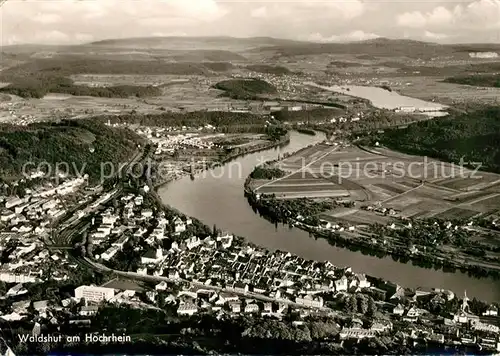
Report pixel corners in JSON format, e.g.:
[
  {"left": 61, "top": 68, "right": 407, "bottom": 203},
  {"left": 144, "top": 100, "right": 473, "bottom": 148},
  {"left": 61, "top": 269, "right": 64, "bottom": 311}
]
[
  {"left": 230, "top": 282, "right": 248, "bottom": 294},
  {"left": 141, "top": 248, "right": 163, "bottom": 264},
  {"left": 262, "top": 302, "right": 273, "bottom": 314},
  {"left": 356, "top": 274, "right": 370, "bottom": 289},
  {"left": 244, "top": 303, "right": 260, "bottom": 313},
  {"left": 186, "top": 236, "right": 201, "bottom": 250},
  {"left": 12, "top": 300, "right": 30, "bottom": 314},
  {"left": 0, "top": 210, "right": 16, "bottom": 223},
  {"left": 5, "top": 197, "right": 24, "bottom": 209},
  {"left": 101, "top": 246, "right": 119, "bottom": 261},
  {"left": 177, "top": 303, "right": 198, "bottom": 316},
  {"left": 339, "top": 328, "right": 376, "bottom": 340},
  {"left": 483, "top": 305, "right": 498, "bottom": 317},
  {"left": 428, "top": 333, "right": 445, "bottom": 344},
  {"left": 295, "top": 294, "right": 324, "bottom": 308},
  {"left": 155, "top": 281, "right": 168, "bottom": 291},
  {"left": 134, "top": 195, "right": 144, "bottom": 206},
  {"left": 174, "top": 218, "right": 186, "bottom": 233},
  {"left": 33, "top": 300, "right": 49, "bottom": 313},
  {"left": 471, "top": 320, "right": 500, "bottom": 334},
  {"left": 370, "top": 320, "right": 393, "bottom": 333},
  {"left": 393, "top": 304, "right": 405, "bottom": 316},
  {"left": 404, "top": 306, "right": 419, "bottom": 322},
  {"left": 102, "top": 213, "right": 119, "bottom": 225},
  {"left": 79, "top": 305, "right": 99, "bottom": 317},
  {"left": 74, "top": 285, "right": 115, "bottom": 303},
  {"left": 6, "top": 283, "right": 28, "bottom": 297},
  {"left": 230, "top": 302, "right": 241, "bottom": 313},
  {"left": 151, "top": 227, "right": 166, "bottom": 241},
  {"left": 217, "top": 232, "right": 233, "bottom": 248},
  {"left": 335, "top": 276, "right": 348, "bottom": 292}
]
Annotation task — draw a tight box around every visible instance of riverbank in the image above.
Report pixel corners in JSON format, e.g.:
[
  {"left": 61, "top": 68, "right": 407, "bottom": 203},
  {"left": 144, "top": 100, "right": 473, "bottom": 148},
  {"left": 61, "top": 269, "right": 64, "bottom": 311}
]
[
  {"left": 295, "top": 128, "right": 316, "bottom": 136},
  {"left": 221, "top": 132, "right": 290, "bottom": 164},
  {"left": 243, "top": 188, "right": 500, "bottom": 281},
  {"left": 153, "top": 132, "right": 290, "bottom": 190},
  {"left": 159, "top": 130, "right": 500, "bottom": 300}
]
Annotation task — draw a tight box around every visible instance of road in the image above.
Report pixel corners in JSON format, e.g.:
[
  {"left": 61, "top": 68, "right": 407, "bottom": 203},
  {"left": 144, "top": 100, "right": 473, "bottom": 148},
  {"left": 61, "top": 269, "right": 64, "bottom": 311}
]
[
  {"left": 381, "top": 182, "right": 425, "bottom": 204},
  {"left": 255, "top": 145, "right": 340, "bottom": 191},
  {"left": 80, "top": 257, "right": 334, "bottom": 312},
  {"left": 52, "top": 147, "right": 145, "bottom": 246},
  {"left": 48, "top": 143, "right": 335, "bottom": 314}
]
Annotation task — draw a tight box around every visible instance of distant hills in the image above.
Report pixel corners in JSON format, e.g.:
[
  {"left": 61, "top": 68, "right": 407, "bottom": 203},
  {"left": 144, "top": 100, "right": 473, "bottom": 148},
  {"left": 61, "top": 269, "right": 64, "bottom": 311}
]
[
  {"left": 88, "top": 36, "right": 308, "bottom": 49},
  {"left": 3, "top": 36, "right": 500, "bottom": 61},
  {"left": 250, "top": 37, "right": 500, "bottom": 59}
]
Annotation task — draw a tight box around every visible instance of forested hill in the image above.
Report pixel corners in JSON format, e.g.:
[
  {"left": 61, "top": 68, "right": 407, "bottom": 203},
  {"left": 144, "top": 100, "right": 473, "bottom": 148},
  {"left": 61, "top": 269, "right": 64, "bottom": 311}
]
[
  {"left": 213, "top": 79, "right": 277, "bottom": 100},
  {"left": 0, "top": 120, "right": 140, "bottom": 182},
  {"left": 373, "top": 107, "right": 500, "bottom": 173},
  {"left": 444, "top": 74, "right": 500, "bottom": 88}
]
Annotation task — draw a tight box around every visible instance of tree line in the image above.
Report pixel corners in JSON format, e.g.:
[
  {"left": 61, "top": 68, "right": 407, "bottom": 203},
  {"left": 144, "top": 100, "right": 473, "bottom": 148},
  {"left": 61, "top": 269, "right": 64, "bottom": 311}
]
[{"left": 365, "top": 106, "right": 500, "bottom": 173}]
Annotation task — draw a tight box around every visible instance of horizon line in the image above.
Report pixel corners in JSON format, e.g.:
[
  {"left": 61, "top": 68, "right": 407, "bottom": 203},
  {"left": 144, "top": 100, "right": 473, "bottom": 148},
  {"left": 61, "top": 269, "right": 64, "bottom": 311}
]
[{"left": 3, "top": 35, "right": 500, "bottom": 48}]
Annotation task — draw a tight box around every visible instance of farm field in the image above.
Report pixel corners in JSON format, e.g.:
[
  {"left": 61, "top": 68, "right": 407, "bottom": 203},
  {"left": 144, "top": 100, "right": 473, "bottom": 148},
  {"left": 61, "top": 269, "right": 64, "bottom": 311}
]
[
  {"left": 257, "top": 143, "right": 500, "bottom": 223},
  {"left": 320, "top": 208, "right": 392, "bottom": 225},
  {"left": 433, "top": 207, "right": 481, "bottom": 220}
]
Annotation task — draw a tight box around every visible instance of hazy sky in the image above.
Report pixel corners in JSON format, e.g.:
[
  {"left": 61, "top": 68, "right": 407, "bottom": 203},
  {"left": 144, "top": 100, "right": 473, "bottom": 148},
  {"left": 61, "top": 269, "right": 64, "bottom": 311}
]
[{"left": 1, "top": 0, "right": 500, "bottom": 45}]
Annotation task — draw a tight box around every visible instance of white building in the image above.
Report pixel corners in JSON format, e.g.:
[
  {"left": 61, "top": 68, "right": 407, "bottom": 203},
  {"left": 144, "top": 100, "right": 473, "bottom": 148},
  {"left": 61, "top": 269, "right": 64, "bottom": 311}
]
[
  {"left": 471, "top": 320, "right": 499, "bottom": 334},
  {"left": 335, "top": 276, "right": 348, "bottom": 292},
  {"left": 397, "top": 106, "right": 416, "bottom": 113},
  {"left": 356, "top": 274, "right": 371, "bottom": 289},
  {"left": 134, "top": 195, "right": 144, "bottom": 206},
  {"left": 101, "top": 246, "right": 119, "bottom": 261},
  {"left": 79, "top": 305, "right": 99, "bottom": 316},
  {"left": 295, "top": 294, "right": 324, "bottom": 308},
  {"left": 112, "top": 235, "right": 130, "bottom": 249},
  {"left": 0, "top": 210, "right": 16, "bottom": 223},
  {"left": 102, "top": 213, "right": 119, "bottom": 225},
  {"left": 74, "top": 285, "right": 115, "bottom": 303},
  {"left": 0, "top": 272, "right": 38, "bottom": 283},
  {"left": 230, "top": 282, "right": 248, "bottom": 294},
  {"left": 155, "top": 281, "right": 168, "bottom": 291},
  {"left": 244, "top": 303, "right": 260, "bottom": 313},
  {"left": 141, "top": 209, "right": 153, "bottom": 218},
  {"left": 483, "top": 305, "right": 498, "bottom": 317},
  {"left": 177, "top": 303, "right": 198, "bottom": 316},
  {"left": 174, "top": 218, "right": 186, "bottom": 233},
  {"left": 469, "top": 52, "right": 498, "bottom": 59},
  {"left": 393, "top": 304, "right": 405, "bottom": 316},
  {"left": 186, "top": 236, "right": 201, "bottom": 250},
  {"left": 6, "top": 283, "right": 28, "bottom": 297},
  {"left": 5, "top": 197, "right": 24, "bottom": 209},
  {"left": 340, "top": 328, "right": 376, "bottom": 340},
  {"left": 141, "top": 248, "right": 163, "bottom": 264},
  {"left": 230, "top": 302, "right": 241, "bottom": 313},
  {"left": 217, "top": 233, "right": 233, "bottom": 248}
]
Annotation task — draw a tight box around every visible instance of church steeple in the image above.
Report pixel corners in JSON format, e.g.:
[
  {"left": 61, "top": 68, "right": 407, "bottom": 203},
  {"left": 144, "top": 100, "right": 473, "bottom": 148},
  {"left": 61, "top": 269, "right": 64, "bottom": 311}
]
[{"left": 461, "top": 290, "right": 469, "bottom": 312}]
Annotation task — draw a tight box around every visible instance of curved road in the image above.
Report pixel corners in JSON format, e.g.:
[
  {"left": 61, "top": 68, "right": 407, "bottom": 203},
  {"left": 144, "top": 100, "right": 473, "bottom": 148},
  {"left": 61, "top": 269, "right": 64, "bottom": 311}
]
[{"left": 82, "top": 257, "right": 334, "bottom": 313}]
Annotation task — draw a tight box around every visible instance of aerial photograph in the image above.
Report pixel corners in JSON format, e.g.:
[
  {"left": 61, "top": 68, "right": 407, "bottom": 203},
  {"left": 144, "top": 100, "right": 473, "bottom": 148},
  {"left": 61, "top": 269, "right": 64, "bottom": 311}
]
[{"left": 1, "top": 0, "right": 500, "bottom": 354}]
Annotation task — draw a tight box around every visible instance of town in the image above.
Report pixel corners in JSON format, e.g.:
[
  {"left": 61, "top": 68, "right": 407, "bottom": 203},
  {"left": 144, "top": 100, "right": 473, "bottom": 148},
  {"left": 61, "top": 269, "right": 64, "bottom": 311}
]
[
  {"left": 2, "top": 10, "right": 500, "bottom": 353},
  {"left": 0, "top": 137, "right": 500, "bottom": 354}
]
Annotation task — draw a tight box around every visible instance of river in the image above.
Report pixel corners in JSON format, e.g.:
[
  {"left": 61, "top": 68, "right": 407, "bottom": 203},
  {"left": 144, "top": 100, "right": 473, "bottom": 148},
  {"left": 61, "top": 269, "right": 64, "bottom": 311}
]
[
  {"left": 306, "top": 82, "right": 447, "bottom": 114},
  {"left": 158, "top": 131, "right": 500, "bottom": 301}
]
